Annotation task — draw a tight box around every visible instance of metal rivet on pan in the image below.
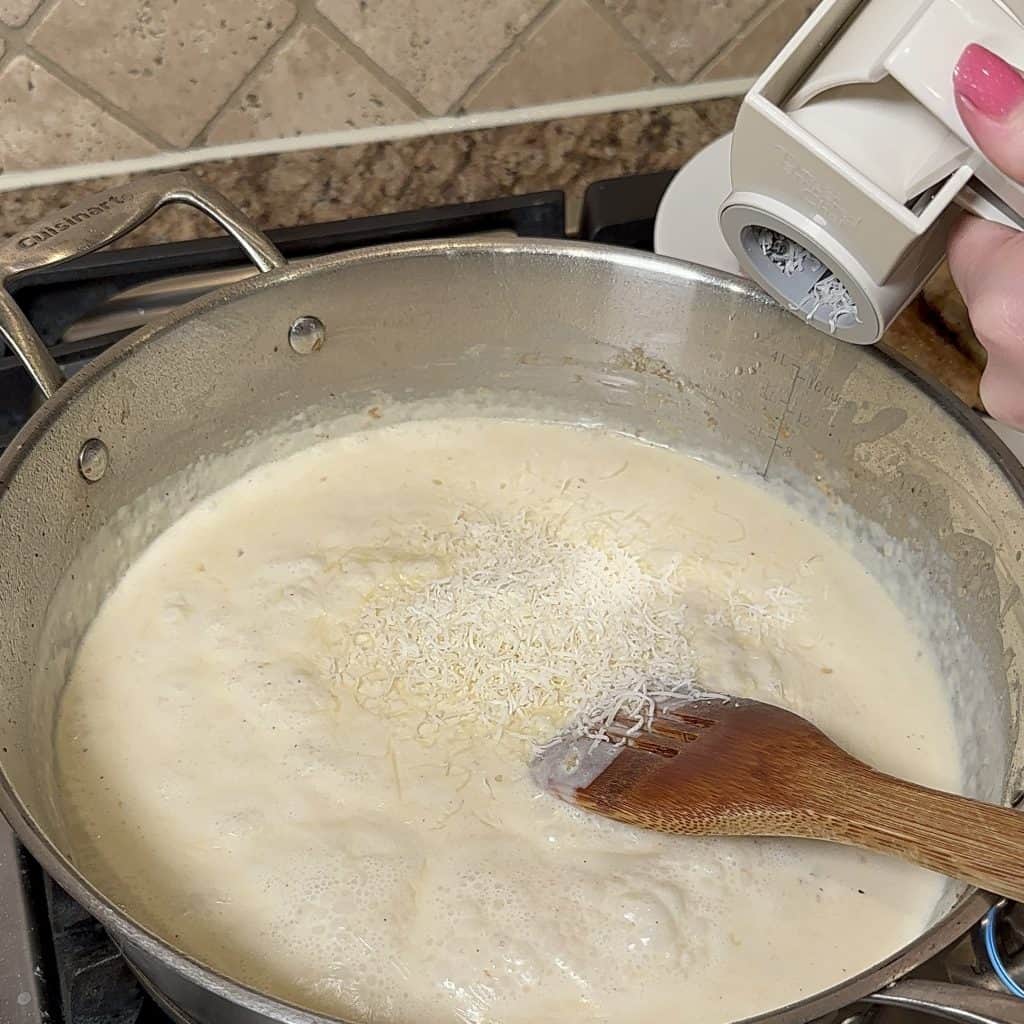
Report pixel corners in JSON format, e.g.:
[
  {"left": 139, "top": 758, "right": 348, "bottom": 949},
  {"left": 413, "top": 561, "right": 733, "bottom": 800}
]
[
  {"left": 288, "top": 315, "right": 325, "bottom": 354},
  {"left": 78, "top": 438, "right": 109, "bottom": 482}
]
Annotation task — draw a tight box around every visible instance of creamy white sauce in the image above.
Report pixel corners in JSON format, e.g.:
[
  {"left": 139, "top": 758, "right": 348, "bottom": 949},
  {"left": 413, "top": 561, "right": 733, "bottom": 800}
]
[{"left": 57, "top": 418, "right": 961, "bottom": 1024}]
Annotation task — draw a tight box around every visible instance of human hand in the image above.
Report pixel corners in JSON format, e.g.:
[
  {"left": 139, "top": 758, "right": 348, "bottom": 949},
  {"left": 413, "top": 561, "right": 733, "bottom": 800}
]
[{"left": 948, "top": 43, "right": 1024, "bottom": 428}]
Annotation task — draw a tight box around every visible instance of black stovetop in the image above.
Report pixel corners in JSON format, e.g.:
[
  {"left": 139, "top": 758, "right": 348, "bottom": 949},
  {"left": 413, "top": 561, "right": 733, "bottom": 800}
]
[{"left": 0, "top": 170, "right": 674, "bottom": 1024}]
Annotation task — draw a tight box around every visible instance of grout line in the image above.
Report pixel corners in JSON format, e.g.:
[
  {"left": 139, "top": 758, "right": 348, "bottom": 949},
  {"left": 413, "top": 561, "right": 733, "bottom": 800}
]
[
  {"left": 190, "top": 7, "right": 305, "bottom": 147},
  {"left": 20, "top": 43, "right": 179, "bottom": 150},
  {"left": 1, "top": 0, "right": 58, "bottom": 38},
  {"left": 0, "top": 77, "right": 752, "bottom": 193},
  {"left": 691, "top": 0, "right": 788, "bottom": 80},
  {"left": 582, "top": 0, "right": 675, "bottom": 83},
  {"left": 1, "top": 0, "right": 182, "bottom": 150},
  {"left": 452, "top": 0, "right": 564, "bottom": 115},
  {"left": 17, "top": 0, "right": 58, "bottom": 33},
  {"left": 0, "top": 7, "right": 35, "bottom": 84},
  {"left": 12, "top": 0, "right": 305, "bottom": 152},
  {"left": 298, "top": 0, "right": 432, "bottom": 119}
]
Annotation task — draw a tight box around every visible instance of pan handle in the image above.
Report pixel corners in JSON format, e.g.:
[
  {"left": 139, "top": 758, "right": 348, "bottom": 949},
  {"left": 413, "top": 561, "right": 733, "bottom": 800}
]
[
  {"left": 0, "top": 172, "right": 286, "bottom": 400},
  {"left": 867, "top": 979, "right": 1024, "bottom": 1024}
]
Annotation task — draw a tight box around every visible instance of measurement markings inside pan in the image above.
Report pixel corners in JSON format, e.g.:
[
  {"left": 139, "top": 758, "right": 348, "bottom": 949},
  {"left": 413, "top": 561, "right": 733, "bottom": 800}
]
[
  {"left": 760, "top": 349, "right": 845, "bottom": 480},
  {"left": 761, "top": 362, "right": 800, "bottom": 479}
]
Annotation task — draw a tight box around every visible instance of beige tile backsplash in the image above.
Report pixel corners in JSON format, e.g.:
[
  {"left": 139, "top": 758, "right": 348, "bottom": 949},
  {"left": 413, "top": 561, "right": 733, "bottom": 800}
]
[
  {"left": 205, "top": 23, "right": 416, "bottom": 144},
  {"left": 0, "top": 55, "right": 157, "bottom": 167},
  {"left": 0, "top": 0, "right": 39, "bottom": 29},
  {"left": 30, "top": 0, "right": 296, "bottom": 146},
  {"left": 465, "top": 0, "right": 657, "bottom": 113},
  {"left": 0, "top": 0, "right": 815, "bottom": 175}
]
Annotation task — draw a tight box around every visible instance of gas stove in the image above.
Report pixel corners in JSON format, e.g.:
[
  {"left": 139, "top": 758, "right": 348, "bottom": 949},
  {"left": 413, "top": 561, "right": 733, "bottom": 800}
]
[{"left": 1, "top": 170, "right": 1021, "bottom": 1024}]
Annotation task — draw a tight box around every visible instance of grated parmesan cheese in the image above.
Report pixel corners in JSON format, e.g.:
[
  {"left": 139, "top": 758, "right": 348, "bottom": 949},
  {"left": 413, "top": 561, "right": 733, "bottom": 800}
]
[
  {"left": 755, "top": 227, "right": 860, "bottom": 331},
  {"left": 328, "top": 508, "right": 700, "bottom": 747},
  {"left": 800, "top": 276, "right": 860, "bottom": 334},
  {"left": 758, "top": 227, "right": 817, "bottom": 277},
  {"left": 326, "top": 507, "right": 806, "bottom": 750},
  {"left": 724, "top": 584, "right": 805, "bottom": 640}
]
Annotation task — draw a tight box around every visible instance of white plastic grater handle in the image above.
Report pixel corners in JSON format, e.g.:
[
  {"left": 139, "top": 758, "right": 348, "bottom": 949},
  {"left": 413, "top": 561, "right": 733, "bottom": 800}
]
[
  {"left": 786, "top": 0, "right": 1024, "bottom": 227},
  {"left": 888, "top": 0, "right": 1024, "bottom": 121},
  {"left": 719, "top": 0, "right": 1024, "bottom": 344},
  {"left": 887, "top": 0, "right": 1024, "bottom": 223}
]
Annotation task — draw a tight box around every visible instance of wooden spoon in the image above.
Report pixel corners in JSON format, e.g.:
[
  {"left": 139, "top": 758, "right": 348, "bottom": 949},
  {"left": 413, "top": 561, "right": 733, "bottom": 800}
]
[{"left": 532, "top": 695, "right": 1024, "bottom": 901}]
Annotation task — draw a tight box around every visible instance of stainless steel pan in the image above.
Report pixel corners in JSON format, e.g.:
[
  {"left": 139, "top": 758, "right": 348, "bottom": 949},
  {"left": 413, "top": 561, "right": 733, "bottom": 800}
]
[{"left": 1, "top": 173, "right": 1024, "bottom": 1024}]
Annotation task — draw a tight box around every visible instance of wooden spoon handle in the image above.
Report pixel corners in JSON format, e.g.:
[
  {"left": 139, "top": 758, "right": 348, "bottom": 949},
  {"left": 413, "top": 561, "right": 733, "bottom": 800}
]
[{"left": 821, "top": 765, "right": 1024, "bottom": 901}]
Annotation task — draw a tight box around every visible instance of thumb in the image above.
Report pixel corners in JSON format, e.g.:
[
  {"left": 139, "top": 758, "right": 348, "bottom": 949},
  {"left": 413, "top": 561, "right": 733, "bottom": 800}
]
[{"left": 954, "top": 43, "right": 1024, "bottom": 181}]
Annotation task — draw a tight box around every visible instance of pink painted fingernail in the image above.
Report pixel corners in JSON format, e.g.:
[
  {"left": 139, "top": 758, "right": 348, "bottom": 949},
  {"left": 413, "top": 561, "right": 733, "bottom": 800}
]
[{"left": 955, "top": 43, "right": 1024, "bottom": 120}]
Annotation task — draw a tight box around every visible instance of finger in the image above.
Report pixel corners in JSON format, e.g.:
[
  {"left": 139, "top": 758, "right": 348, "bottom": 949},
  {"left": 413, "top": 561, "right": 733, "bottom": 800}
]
[
  {"left": 947, "top": 214, "right": 1024, "bottom": 428},
  {"left": 947, "top": 214, "right": 1021, "bottom": 304},
  {"left": 954, "top": 44, "right": 1024, "bottom": 182}
]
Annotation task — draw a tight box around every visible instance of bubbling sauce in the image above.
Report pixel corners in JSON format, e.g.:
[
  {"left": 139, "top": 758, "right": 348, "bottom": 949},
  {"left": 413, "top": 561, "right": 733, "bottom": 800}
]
[{"left": 57, "top": 418, "right": 960, "bottom": 1024}]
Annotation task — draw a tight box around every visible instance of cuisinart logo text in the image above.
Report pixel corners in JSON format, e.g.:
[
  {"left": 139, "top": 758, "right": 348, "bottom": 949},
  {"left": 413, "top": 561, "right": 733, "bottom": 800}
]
[{"left": 17, "top": 192, "right": 133, "bottom": 248}]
